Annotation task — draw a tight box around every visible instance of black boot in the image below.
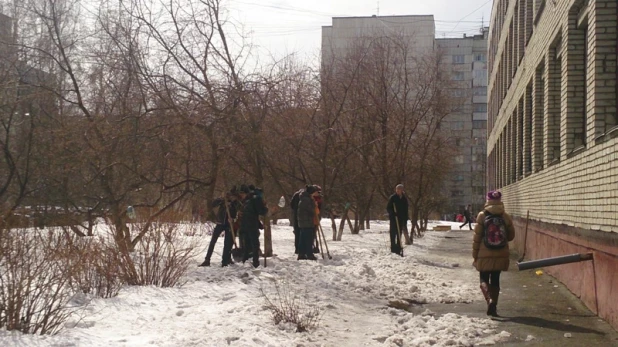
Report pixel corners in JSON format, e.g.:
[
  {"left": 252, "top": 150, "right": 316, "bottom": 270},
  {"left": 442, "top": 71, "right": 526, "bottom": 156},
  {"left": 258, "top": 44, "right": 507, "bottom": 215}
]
[
  {"left": 488, "top": 286, "right": 500, "bottom": 317},
  {"left": 199, "top": 259, "right": 210, "bottom": 267}
]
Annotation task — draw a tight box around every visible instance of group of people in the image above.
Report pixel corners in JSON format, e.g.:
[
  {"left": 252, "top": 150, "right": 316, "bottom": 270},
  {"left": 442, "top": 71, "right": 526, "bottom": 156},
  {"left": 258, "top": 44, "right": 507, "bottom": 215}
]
[
  {"left": 199, "top": 184, "right": 268, "bottom": 268},
  {"left": 199, "top": 181, "right": 516, "bottom": 318}
]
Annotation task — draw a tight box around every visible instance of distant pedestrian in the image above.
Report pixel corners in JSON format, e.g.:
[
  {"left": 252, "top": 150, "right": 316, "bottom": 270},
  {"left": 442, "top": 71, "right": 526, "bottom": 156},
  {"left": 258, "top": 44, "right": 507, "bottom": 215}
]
[
  {"left": 460, "top": 204, "right": 473, "bottom": 230},
  {"left": 386, "top": 184, "right": 409, "bottom": 255},
  {"left": 472, "top": 190, "right": 515, "bottom": 317}
]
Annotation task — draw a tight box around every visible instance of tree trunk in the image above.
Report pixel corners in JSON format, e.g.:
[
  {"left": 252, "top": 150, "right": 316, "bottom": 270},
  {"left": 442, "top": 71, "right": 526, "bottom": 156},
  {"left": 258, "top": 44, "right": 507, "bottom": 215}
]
[
  {"left": 346, "top": 212, "right": 354, "bottom": 234},
  {"left": 365, "top": 209, "right": 370, "bottom": 229},
  {"left": 331, "top": 215, "right": 337, "bottom": 241},
  {"left": 352, "top": 212, "right": 360, "bottom": 234}
]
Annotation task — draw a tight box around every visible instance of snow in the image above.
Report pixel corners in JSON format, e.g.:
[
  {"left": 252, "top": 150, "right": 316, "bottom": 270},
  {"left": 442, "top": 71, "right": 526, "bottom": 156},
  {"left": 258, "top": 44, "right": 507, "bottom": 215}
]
[{"left": 1, "top": 220, "right": 510, "bottom": 346}]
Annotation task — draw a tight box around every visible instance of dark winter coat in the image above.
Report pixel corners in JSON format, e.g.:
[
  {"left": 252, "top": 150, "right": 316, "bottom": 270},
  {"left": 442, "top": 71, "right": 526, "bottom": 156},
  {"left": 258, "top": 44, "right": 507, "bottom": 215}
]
[
  {"left": 386, "top": 193, "right": 409, "bottom": 223},
  {"left": 463, "top": 207, "right": 471, "bottom": 219},
  {"left": 239, "top": 193, "right": 268, "bottom": 232},
  {"left": 297, "top": 191, "right": 317, "bottom": 229},
  {"left": 290, "top": 189, "right": 303, "bottom": 228},
  {"left": 472, "top": 200, "right": 516, "bottom": 272},
  {"left": 212, "top": 198, "right": 239, "bottom": 226}
]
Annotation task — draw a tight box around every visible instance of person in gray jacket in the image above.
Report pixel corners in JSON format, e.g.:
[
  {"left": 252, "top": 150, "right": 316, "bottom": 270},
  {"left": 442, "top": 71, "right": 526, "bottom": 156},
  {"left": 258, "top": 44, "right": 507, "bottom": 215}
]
[{"left": 296, "top": 185, "right": 319, "bottom": 260}]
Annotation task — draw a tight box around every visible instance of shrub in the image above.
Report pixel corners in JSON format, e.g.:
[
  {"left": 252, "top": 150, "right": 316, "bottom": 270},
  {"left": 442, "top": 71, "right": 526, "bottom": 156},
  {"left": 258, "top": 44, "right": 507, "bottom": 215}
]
[
  {"left": 117, "top": 222, "right": 199, "bottom": 287},
  {"left": 0, "top": 228, "right": 79, "bottom": 334},
  {"left": 65, "top": 236, "right": 125, "bottom": 299},
  {"left": 260, "top": 279, "right": 322, "bottom": 333}
]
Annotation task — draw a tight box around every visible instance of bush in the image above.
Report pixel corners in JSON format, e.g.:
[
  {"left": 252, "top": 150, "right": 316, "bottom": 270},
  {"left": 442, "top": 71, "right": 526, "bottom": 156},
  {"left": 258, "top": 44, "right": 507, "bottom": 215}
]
[
  {"left": 260, "top": 279, "right": 322, "bottom": 333},
  {"left": 118, "top": 222, "right": 199, "bottom": 287},
  {"left": 0, "top": 228, "right": 79, "bottom": 335},
  {"left": 65, "top": 236, "right": 125, "bottom": 299}
]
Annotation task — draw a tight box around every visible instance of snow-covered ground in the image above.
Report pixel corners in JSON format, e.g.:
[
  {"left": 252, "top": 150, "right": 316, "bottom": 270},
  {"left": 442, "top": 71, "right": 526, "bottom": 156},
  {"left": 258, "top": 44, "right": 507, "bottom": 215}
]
[{"left": 1, "top": 220, "right": 511, "bottom": 347}]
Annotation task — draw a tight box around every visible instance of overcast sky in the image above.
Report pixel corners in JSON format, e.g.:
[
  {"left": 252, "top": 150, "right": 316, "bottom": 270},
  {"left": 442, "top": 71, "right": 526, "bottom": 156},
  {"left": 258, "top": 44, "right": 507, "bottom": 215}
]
[{"left": 225, "top": 0, "right": 493, "bottom": 62}]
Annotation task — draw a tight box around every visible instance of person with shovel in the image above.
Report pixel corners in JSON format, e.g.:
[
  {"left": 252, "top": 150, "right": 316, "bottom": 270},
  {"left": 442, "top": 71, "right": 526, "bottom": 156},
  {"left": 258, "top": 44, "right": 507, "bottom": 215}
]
[
  {"left": 199, "top": 188, "right": 240, "bottom": 267},
  {"left": 386, "top": 184, "right": 409, "bottom": 255}
]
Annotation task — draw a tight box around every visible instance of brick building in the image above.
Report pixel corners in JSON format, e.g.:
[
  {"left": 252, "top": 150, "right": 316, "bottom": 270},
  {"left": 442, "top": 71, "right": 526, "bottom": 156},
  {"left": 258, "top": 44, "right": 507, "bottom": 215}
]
[{"left": 487, "top": 0, "right": 617, "bottom": 328}]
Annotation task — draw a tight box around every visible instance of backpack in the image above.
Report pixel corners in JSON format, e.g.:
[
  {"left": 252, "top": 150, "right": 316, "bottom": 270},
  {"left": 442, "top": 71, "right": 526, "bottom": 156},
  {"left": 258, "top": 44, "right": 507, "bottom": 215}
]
[{"left": 482, "top": 210, "right": 508, "bottom": 249}]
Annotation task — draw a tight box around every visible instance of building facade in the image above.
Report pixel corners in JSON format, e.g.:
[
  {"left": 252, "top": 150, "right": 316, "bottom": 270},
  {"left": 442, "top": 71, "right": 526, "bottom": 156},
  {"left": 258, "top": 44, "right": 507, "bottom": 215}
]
[
  {"left": 487, "top": 0, "right": 617, "bottom": 329},
  {"left": 437, "top": 30, "right": 489, "bottom": 215},
  {"left": 322, "top": 15, "right": 436, "bottom": 65}
]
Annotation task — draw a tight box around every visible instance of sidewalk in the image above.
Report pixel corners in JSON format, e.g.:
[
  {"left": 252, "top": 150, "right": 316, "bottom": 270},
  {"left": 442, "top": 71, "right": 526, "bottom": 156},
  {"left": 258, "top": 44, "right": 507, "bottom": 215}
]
[{"left": 410, "top": 227, "right": 618, "bottom": 346}]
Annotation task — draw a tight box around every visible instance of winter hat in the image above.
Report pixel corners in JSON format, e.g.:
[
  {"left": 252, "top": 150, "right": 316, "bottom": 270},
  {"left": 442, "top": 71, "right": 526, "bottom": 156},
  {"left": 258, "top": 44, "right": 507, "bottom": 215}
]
[
  {"left": 486, "top": 190, "right": 502, "bottom": 201},
  {"left": 306, "top": 185, "right": 317, "bottom": 194},
  {"left": 396, "top": 184, "right": 404, "bottom": 190},
  {"left": 239, "top": 184, "right": 250, "bottom": 194}
]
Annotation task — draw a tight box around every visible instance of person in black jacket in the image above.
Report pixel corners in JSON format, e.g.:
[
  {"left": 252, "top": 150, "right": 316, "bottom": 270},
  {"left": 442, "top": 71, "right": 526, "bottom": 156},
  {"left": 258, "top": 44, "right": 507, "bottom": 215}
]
[
  {"left": 386, "top": 184, "right": 409, "bottom": 255},
  {"left": 460, "top": 204, "right": 473, "bottom": 230},
  {"left": 290, "top": 188, "right": 304, "bottom": 254},
  {"left": 240, "top": 185, "right": 269, "bottom": 268},
  {"left": 199, "top": 189, "right": 240, "bottom": 267}
]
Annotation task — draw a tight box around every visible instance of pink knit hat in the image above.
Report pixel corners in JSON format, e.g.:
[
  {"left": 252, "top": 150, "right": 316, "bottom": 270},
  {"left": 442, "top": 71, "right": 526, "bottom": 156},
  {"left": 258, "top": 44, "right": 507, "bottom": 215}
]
[{"left": 486, "top": 190, "right": 502, "bottom": 201}]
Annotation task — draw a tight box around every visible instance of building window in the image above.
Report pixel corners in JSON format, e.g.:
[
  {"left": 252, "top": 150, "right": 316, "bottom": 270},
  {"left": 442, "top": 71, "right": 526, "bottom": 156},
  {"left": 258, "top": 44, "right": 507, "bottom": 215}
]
[
  {"left": 473, "top": 87, "right": 487, "bottom": 96},
  {"left": 450, "top": 89, "right": 465, "bottom": 97},
  {"left": 451, "top": 190, "right": 464, "bottom": 197},
  {"left": 473, "top": 120, "right": 487, "bottom": 129},
  {"left": 473, "top": 104, "right": 487, "bottom": 112},
  {"left": 534, "top": 62, "right": 545, "bottom": 171},
  {"left": 455, "top": 155, "right": 464, "bottom": 164},
  {"left": 452, "top": 55, "right": 465, "bottom": 64},
  {"left": 453, "top": 72, "right": 465, "bottom": 80},
  {"left": 547, "top": 35, "right": 562, "bottom": 164},
  {"left": 453, "top": 175, "right": 464, "bottom": 181},
  {"left": 451, "top": 121, "right": 465, "bottom": 130},
  {"left": 474, "top": 54, "right": 486, "bottom": 62}
]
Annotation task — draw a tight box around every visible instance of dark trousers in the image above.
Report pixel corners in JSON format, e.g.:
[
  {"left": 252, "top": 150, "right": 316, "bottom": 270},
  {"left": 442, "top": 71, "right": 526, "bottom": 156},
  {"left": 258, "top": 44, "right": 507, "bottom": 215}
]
[
  {"left": 480, "top": 271, "right": 501, "bottom": 289},
  {"left": 460, "top": 216, "right": 472, "bottom": 230},
  {"left": 299, "top": 227, "right": 315, "bottom": 256},
  {"left": 242, "top": 228, "right": 260, "bottom": 267},
  {"left": 389, "top": 219, "right": 403, "bottom": 253},
  {"left": 205, "top": 224, "right": 233, "bottom": 265}
]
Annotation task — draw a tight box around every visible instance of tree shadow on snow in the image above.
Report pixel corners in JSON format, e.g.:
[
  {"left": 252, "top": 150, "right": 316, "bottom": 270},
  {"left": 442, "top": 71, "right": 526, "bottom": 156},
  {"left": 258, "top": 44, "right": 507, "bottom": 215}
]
[{"left": 500, "top": 316, "right": 606, "bottom": 335}]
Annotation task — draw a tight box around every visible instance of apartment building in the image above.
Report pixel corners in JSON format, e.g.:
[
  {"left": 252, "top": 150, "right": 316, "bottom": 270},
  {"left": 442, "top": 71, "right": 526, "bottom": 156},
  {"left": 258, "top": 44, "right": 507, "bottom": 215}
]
[
  {"left": 322, "top": 16, "right": 489, "bottom": 216},
  {"left": 437, "top": 29, "right": 489, "bottom": 214},
  {"left": 487, "top": 0, "right": 617, "bottom": 329}
]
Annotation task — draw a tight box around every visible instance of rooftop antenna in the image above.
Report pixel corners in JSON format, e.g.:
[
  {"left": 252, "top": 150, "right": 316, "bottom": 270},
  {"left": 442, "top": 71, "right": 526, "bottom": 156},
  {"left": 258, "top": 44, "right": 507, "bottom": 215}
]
[{"left": 377, "top": 1, "right": 380, "bottom": 16}]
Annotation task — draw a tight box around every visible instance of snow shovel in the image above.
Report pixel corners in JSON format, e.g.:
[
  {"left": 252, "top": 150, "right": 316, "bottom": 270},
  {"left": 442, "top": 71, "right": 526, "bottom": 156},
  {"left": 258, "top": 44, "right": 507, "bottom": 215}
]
[
  {"left": 315, "top": 225, "right": 325, "bottom": 260},
  {"left": 317, "top": 224, "right": 332, "bottom": 260}
]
